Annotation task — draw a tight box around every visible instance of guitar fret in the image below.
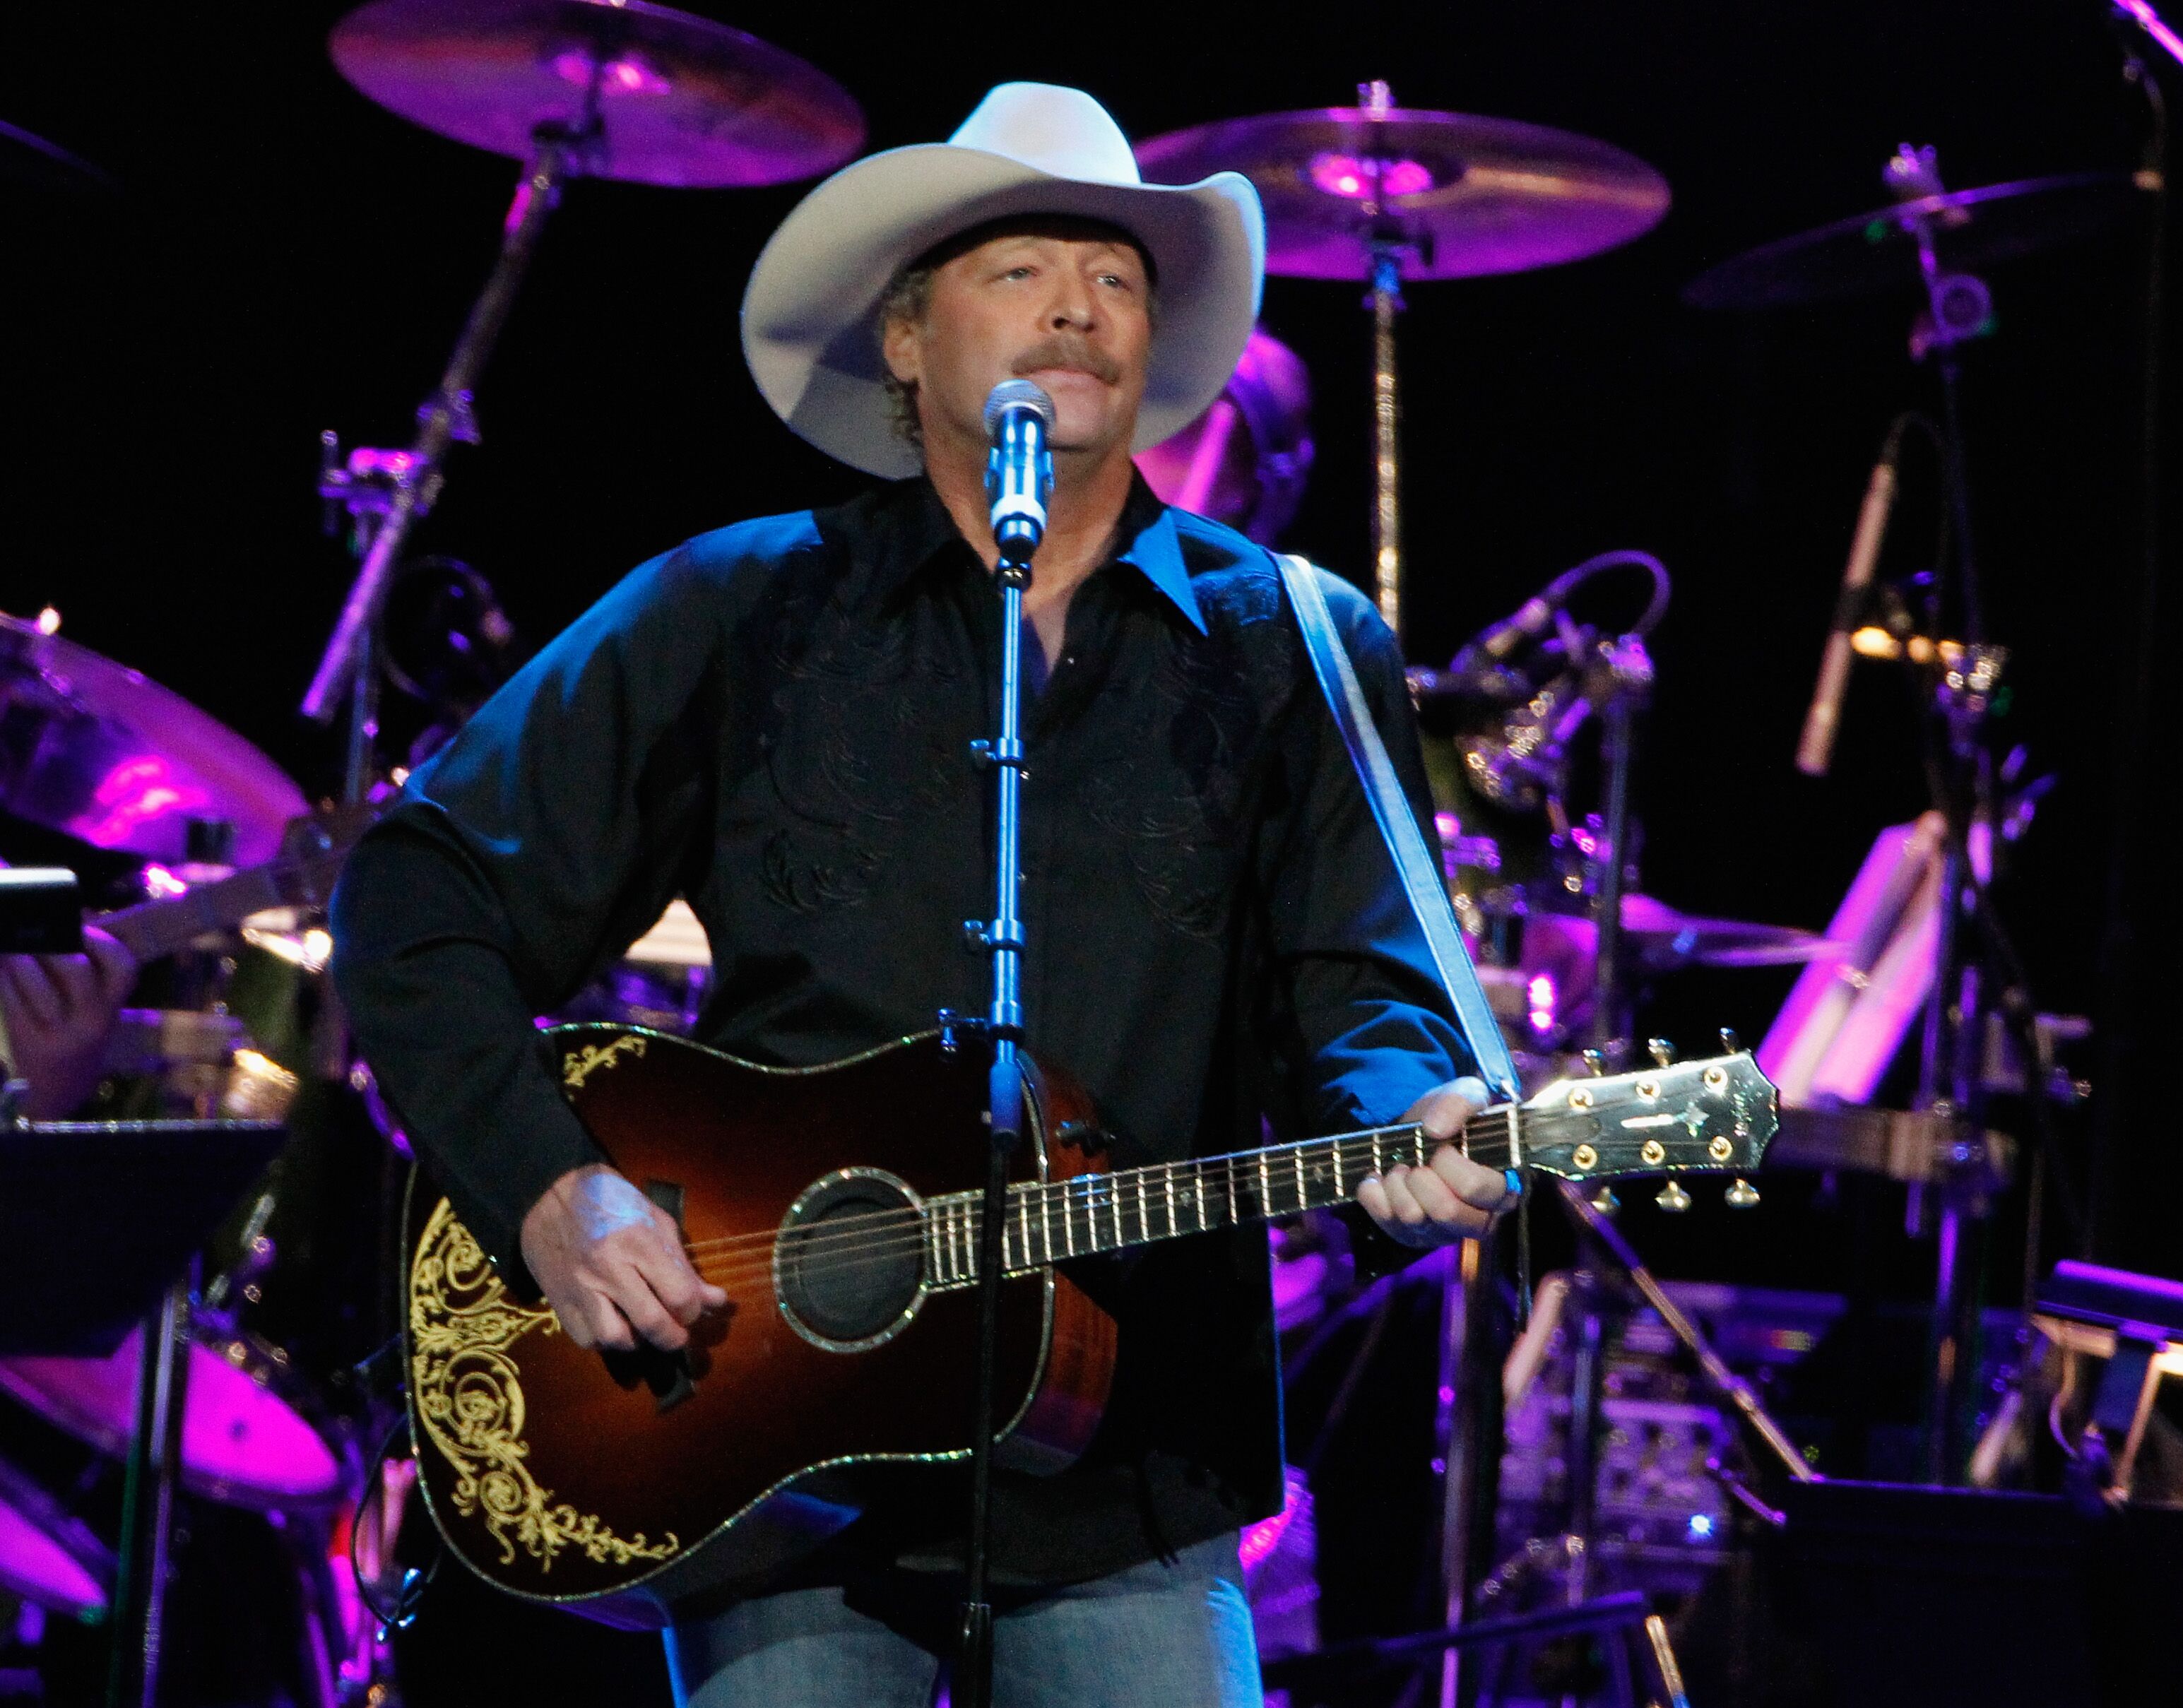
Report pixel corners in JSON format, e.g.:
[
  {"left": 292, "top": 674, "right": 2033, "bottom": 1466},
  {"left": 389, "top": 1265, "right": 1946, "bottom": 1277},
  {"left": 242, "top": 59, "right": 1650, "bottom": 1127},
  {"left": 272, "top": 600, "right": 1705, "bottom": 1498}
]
[
  {"left": 1293, "top": 1147, "right": 1307, "bottom": 1211},
  {"left": 1110, "top": 1178, "right": 1124, "bottom": 1250},
  {"left": 1258, "top": 1151, "right": 1270, "bottom": 1218},
  {"left": 925, "top": 1206, "right": 940, "bottom": 1281},
  {"left": 1194, "top": 1164, "right": 1208, "bottom": 1230},
  {"left": 1040, "top": 1182, "right": 1055, "bottom": 1264},
  {"left": 1017, "top": 1195, "right": 1031, "bottom": 1273},
  {"left": 1332, "top": 1142, "right": 1344, "bottom": 1197},
  {"left": 1164, "top": 1165, "right": 1178, "bottom": 1238},
  {"left": 1063, "top": 1182, "right": 1078, "bottom": 1257},
  {"left": 1226, "top": 1161, "right": 1238, "bottom": 1226},
  {"left": 1371, "top": 1131, "right": 1384, "bottom": 1176}
]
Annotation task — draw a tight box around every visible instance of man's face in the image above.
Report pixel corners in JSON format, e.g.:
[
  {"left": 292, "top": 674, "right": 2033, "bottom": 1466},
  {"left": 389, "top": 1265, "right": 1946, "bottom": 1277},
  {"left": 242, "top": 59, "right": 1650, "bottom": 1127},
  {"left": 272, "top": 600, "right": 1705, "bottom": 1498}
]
[{"left": 883, "top": 224, "right": 1153, "bottom": 465}]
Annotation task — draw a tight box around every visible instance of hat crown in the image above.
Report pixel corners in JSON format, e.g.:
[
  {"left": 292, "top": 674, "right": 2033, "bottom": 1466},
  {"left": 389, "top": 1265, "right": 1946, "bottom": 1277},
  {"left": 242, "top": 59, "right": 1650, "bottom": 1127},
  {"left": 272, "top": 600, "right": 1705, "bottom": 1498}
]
[{"left": 946, "top": 83, "right": 1143, "bottom": 189}]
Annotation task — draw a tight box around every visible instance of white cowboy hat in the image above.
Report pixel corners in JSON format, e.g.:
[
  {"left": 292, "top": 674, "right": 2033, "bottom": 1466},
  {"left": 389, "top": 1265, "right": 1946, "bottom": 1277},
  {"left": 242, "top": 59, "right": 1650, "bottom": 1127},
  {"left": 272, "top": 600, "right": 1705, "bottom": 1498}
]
[{"left": 740, "top": 82, "right": 1265, "bottom": 480}]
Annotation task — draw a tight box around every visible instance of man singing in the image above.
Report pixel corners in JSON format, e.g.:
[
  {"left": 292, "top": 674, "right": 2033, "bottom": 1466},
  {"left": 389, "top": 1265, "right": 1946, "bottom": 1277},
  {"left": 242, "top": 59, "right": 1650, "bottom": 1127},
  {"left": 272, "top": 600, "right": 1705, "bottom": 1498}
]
[{"left": 333, "top": 82, "right": 1510, "bottom": 1708}]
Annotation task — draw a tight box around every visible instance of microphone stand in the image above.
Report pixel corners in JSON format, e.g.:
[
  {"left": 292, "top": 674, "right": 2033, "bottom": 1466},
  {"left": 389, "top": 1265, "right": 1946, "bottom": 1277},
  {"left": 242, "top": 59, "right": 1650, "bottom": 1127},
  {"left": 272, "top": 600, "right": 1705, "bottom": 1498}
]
[{"left": 948, "top": 408, "right": 1049, "bottom": 1708}]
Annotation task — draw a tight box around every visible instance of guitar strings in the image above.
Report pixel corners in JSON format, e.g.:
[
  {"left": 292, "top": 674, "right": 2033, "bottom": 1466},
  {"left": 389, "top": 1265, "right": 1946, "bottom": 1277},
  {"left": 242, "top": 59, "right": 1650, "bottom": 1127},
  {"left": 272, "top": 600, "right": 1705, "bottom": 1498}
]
[
  {"left": 673, "top": 1127, "right": 1527, "bottom": 1292},
  {"left": 673, "top": 1110, "right": 1515, "bottom": 1261}
]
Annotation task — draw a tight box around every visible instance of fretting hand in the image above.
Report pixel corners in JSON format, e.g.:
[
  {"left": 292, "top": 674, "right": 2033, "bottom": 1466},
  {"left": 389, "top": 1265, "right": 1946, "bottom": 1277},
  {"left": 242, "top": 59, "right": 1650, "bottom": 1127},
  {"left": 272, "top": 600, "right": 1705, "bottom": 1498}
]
[
  {"left": 0, "top": 926, "right": 138, "bottom": 1120},
  {"left": 519, "top": 1163, "right": 728, "bottom": 1352},
  {"left": 1354, "top": 1076, "right": 1517, "bottom": 1247}
]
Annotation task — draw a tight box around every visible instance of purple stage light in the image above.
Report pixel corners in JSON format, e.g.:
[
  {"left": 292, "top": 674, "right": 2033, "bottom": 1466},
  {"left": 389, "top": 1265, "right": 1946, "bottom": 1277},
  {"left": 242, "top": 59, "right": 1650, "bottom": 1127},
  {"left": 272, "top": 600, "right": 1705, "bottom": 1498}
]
[{"left": 1306, "top": 152, "right": 1435, "bottom": 200}]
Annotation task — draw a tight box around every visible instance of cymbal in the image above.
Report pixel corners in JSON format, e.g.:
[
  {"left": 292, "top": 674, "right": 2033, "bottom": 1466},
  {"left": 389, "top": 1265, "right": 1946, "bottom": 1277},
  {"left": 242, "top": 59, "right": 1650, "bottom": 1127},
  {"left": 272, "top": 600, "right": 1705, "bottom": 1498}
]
[
  {"left": 0, "top": 613, "right": 307, "bottom": 868},
  {"left": 1135, "top": 105, "right": 1669, "bottom": 280},
  {"left": 1528, "top": 892, "right": 1831, "bottom": 971},
  {"left": 329, "top": 0, "right": 865, "bottom": 188},
  {"left": 1684, "top": 170, "right": 2146, "bottom": 311}
]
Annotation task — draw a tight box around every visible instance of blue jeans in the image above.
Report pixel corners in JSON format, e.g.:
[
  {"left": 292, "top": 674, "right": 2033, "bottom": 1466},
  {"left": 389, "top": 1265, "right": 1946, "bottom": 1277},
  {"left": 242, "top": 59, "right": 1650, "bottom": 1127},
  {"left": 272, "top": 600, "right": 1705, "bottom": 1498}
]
[{"left": 664, "top": 1534, "right": 1262, "bottom": 1708}]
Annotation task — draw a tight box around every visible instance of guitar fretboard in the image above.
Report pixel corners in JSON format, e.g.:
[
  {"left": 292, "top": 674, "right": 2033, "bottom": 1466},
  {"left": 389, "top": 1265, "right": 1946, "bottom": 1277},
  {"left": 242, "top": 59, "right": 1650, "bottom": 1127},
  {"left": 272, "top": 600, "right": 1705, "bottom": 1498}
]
[{"left": 921, "top": 1110, "right": 1522, "bottom": 1288}]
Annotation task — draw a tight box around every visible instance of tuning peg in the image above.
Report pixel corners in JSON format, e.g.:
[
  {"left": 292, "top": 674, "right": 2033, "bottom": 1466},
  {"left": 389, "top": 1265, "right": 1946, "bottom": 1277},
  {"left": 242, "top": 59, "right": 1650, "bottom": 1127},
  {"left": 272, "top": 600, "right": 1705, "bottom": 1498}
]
[
  {"left": 1581, "top": 1049, "right": 1607, "bottom": 1077},
  {"left": 1719, "top": 1027, "right": 1741, "bottom": 1055},
  {"left": 1647, "top": 1038, "right": 1676, "bottom": 1067},
  {"left": 1655, "top": 1179, "right": 1692, "bottom": 1213},
  {"left": 1589, "top": 1185, "right": 1621, "bottom": 1216},
  {"left": 1725, "top": 1178, "right": 1761, "bottom": 1209}
]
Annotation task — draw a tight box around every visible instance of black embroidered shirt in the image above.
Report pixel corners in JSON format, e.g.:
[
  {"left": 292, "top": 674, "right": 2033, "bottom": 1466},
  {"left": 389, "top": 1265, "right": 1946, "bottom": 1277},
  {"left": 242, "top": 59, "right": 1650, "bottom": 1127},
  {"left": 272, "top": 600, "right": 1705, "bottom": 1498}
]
[{"left": 331, "top": 475, "right": 1471, "bottom": 1594}]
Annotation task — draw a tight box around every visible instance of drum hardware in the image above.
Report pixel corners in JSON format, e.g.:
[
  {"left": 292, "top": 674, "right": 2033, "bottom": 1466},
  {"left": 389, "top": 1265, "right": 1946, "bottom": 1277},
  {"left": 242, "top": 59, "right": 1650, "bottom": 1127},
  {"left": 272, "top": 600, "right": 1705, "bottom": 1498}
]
[
  {"left": 302, "top": 0, "right": 865, "bottom": 793},
  {"left": 1691, "top": 144, "right": 2125, "bottom": 1485},
  {"left": 1137, "top": 90, "right": 1667, "bottom": 642},
  {"left": 2029, "top": 1260, "right": 2183, "bottom": 1508},
  {"left": 1461, "top": 1191, "right": 1810, "bottom": 1702}
]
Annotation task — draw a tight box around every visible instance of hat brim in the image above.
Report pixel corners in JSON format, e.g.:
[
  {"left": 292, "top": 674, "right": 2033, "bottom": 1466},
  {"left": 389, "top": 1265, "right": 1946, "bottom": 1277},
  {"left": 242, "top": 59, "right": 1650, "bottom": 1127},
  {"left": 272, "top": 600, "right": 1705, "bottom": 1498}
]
[{"left": 741, "top": 143, "right": 1265, "bottom": 478}]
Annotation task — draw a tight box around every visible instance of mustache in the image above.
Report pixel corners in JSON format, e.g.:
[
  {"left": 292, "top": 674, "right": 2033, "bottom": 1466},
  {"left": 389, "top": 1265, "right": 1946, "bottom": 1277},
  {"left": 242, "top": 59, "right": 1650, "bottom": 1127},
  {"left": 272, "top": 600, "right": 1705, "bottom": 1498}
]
[{"left": 1011, "top": 336, "right": 1120, "bottom": 385}]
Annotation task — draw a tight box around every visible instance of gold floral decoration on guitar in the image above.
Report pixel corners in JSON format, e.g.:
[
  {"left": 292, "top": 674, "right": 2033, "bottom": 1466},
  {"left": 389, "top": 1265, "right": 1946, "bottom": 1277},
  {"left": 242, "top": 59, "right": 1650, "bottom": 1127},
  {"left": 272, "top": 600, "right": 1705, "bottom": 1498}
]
[
  {"left": 408, "top": 1197, "right": 680, "bottom": 1574},
  {"left": 562, "top": 1032, "right": 647, "bottom": 1091}
]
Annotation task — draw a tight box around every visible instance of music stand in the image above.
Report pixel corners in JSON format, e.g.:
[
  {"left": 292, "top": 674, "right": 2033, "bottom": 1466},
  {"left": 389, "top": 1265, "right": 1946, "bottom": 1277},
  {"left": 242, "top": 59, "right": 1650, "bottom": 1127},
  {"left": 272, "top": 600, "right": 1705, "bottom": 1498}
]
[
  {"left": 0, "top": 1111, "right": 286, "bottom": 1708},
  {"left": 0, "top": 1114, "right": 285, "bottom": 1357}
]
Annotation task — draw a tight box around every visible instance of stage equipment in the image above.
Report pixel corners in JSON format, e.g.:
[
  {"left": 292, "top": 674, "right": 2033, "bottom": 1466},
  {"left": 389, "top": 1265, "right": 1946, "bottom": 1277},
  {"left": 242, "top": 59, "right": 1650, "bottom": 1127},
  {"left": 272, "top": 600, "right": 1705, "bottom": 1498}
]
[
  {"left": 1682, "top": 168, "right": 2145, "bottom": 312},
  {"left": 1690, "top": 143, "right": 2132, "bottom": 1483},
  {"left": 0, "top": 1110, "right": 288, "bottom": 1708},
  {"left": 394, "top": 1024, "right": 1773, "bottom": 1622},
  {"left": 1797, "top": 425, "right": 1904, "bottom": 776},
  {"left": 948, "top": 376, "right": 1055, "bottom": 1708},
  {"left": 0, "top": 115, "right": 114, "bottom": 194},
  {"left": 0, "top": 1453, "right": 112, "bottom": 1623},
  {"left": 1136, "top": 85, "right": 1667, "bottom": 641},
  {"left": 2031, "top": 1259, "right": 2183, "bottom": 1506},
  {"left": 302, "top": 0, "right": 865, "bottom": 801},
  {"left": 1134, "top": 326, "right": 1315, "bottom": 544},
  {"left": 0, "top": 611, "right": 309, "bottom": 869},
  {"left": 1414, "top": 550, "right": 1679, "bottom": 1060}
]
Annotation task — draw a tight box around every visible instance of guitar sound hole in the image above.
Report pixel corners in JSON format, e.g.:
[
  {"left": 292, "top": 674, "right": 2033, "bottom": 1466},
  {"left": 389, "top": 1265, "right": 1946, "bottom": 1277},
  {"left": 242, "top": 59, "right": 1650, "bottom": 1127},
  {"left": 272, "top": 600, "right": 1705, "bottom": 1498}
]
[{"left": 776, "top": 1170, "right": 925, "bottom": 1350}]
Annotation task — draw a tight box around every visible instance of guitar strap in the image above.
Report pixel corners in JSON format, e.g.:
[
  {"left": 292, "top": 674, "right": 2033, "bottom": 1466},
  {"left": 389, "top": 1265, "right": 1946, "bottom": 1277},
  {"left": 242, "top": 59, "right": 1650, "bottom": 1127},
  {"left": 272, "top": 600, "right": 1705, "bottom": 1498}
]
[{"left": 1275, "top": 553, "right": 1522, "bottom": 1106}]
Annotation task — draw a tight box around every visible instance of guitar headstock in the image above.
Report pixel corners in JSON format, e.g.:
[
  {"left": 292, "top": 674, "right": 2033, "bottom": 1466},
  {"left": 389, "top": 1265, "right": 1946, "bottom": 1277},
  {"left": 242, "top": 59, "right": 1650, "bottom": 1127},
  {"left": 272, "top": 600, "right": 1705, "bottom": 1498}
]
[{"left": 1515, "top": 1046, "right": 1777, "bottom": 1187}]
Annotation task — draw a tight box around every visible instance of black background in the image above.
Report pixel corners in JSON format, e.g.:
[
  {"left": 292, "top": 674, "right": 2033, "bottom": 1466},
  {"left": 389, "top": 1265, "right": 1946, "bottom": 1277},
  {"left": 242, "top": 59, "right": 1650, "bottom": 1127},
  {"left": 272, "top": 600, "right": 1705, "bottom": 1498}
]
[{"left": 1, "top": 6, "right": 2175, "bottom": 1304}]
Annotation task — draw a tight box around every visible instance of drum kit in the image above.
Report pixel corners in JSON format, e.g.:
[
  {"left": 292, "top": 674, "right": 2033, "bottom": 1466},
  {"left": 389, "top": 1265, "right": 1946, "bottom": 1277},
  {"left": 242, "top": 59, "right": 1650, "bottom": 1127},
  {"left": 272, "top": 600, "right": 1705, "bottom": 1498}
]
[{"left": 0, "top": 0, "right": 2151, "bottom": 1702}]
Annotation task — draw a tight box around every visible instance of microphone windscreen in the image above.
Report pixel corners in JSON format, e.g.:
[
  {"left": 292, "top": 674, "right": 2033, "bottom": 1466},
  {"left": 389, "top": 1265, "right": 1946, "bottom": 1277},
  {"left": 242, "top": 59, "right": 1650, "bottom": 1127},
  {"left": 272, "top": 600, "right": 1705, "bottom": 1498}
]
[{"left": 983, "top": 380, "right": 1057, "bottom": 437}]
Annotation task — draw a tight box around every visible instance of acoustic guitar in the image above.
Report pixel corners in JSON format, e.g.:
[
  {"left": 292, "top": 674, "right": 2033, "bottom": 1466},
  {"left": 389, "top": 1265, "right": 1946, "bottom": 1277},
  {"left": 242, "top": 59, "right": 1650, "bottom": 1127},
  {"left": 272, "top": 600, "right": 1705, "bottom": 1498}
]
[{"left": 402, "top": 1025, "right": 1777, "bottom": 1625}]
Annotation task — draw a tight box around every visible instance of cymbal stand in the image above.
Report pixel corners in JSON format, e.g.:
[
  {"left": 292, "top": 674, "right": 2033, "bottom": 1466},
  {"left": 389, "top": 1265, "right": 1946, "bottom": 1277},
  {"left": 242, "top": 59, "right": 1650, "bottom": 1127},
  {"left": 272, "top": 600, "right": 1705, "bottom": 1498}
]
[
  {"left": 1357, "top": 80, "right": 1409, "bottom": 641},
  {"left": 1890, "top": 147, "right": 2009, "bottom": 1481},
  {"left": 300, "top": 116, "right": 596, "bottom": 793},
  {"left": 1370, "top": 239, "right": 1407, "bottom": 639},
  {"left": 105, "top": 1264, "right": 195, "bottom": 1708}
]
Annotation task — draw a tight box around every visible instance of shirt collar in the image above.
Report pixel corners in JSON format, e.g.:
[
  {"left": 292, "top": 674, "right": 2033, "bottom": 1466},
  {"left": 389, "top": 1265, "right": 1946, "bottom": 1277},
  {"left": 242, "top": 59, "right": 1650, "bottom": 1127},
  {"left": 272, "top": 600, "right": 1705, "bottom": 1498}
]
[{"left": 875, "top": 475, "right": 1207, "bottom": 637}]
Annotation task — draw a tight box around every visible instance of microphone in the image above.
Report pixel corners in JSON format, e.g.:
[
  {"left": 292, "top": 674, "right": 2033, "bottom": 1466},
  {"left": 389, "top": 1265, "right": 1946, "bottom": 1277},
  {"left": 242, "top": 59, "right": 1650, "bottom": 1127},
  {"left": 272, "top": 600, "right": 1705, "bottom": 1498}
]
[
  {"left": 1463, "top": 596, "right": 1558, "bottom": 666},
  {"left": 1795, "top": 436, "right": 1902, "bottom": 777},
  {"left": 983, "top": 381, "right": 1056, "bottom": 567}
]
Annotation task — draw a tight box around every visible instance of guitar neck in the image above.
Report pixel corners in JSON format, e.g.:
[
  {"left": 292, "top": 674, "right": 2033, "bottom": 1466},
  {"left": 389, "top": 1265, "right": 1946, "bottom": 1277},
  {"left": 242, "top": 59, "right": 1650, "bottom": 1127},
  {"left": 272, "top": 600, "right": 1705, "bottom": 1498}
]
[
  {"left": 98, "top": 865, "right": 307, "bottom": 964},
  {"left": 923, "top": 1111, "right": 1522, "bottom": 1286}
]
